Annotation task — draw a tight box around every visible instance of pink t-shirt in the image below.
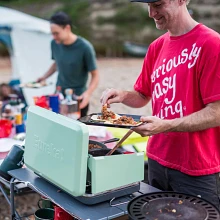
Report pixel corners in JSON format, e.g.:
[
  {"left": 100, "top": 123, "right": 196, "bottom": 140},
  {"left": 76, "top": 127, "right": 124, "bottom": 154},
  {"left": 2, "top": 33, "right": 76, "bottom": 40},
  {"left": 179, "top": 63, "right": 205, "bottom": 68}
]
[{"left": 134, "top": 24, "right": 220, "bottom": 176}]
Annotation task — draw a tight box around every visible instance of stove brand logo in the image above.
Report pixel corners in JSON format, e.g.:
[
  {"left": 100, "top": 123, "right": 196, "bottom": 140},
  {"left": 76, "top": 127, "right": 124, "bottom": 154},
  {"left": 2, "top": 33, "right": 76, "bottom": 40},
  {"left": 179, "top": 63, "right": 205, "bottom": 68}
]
[{"left": 33, "top": 135, "right": 64, "bottom": 161}]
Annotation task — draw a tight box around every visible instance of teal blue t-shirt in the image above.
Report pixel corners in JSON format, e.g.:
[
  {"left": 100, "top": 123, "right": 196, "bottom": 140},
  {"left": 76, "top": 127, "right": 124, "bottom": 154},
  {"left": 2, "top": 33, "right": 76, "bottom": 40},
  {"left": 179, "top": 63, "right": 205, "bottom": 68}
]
[{"left": 51, "top": 36, "right": 97, "bottom": 96}]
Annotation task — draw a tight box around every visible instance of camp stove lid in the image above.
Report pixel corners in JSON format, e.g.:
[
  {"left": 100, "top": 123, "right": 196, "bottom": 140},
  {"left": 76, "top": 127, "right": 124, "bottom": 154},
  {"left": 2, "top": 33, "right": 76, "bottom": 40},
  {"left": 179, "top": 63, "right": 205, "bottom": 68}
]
[
  {"left": 127, "top": 191, "right": 220, "bottom": 220},
  {"left": 24, "top": 106, "right": 89, "bottom": 197}
]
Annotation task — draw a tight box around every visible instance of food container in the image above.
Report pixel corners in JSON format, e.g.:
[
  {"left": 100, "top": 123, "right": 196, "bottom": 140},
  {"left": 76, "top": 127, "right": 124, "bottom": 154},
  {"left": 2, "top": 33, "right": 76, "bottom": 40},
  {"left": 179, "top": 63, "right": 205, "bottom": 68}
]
[{"left": 60, "top": 100, "right": 80, "bottom": 120}]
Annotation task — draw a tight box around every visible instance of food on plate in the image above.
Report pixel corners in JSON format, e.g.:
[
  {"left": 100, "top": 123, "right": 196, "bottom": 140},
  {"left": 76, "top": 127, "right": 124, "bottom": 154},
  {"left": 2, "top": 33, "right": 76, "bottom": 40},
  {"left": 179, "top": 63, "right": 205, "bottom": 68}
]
[
  {"left": 90, "top": 105, "right": 141, "bottom": 126},
  {"left": 113, "top": 115, "right": 141, "bottom": 126},
  {"left": 98, "top": 105, "right": 119, "bottom": 120},
  {"left": 113, "top": 115, "right": 138, "bottom": 125},
  {"left": 90, "top": 105, "right": 120, "bottom": 123},
  {"left": 27, "top": 82, "right": 41, "bottom": 88},
  {"left": 88, "top": 143, "right": 102, "bottom": 150},
  {"left": 19, "top": 81, "right": 48, "bottom": 88}
]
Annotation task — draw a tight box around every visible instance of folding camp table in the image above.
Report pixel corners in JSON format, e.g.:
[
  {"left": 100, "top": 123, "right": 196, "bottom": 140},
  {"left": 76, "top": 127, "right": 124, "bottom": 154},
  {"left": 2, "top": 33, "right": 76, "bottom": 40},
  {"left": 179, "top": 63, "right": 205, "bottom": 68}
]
[
  {"left": 4, "top": 168, "right": 160, "bottom": 220},
  {"left": 0, "top": 175, "right": 33, "bottom": 219}
]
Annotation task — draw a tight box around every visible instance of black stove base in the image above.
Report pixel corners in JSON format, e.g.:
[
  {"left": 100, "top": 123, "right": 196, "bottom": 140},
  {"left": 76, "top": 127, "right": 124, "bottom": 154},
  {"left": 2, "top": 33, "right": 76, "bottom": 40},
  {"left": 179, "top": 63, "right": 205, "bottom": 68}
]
[{"left": 75, "top": 183, "right": 140, "bottom": 205}]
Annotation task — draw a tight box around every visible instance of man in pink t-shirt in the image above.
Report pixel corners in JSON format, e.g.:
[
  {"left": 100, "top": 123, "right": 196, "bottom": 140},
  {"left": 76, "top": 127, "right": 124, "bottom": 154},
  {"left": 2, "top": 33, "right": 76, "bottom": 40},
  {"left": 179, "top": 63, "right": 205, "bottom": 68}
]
[{"left": 101, "top": 0, "right": 220, "bottom": 210}]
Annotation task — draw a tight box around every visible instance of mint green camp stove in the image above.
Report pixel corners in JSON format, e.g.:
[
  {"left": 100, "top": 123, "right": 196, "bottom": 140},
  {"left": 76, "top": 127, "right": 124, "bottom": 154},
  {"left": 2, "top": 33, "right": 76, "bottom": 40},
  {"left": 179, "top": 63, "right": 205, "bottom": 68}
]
[{"left": 24, "top": 106, "right": 144, "bottom": 205}]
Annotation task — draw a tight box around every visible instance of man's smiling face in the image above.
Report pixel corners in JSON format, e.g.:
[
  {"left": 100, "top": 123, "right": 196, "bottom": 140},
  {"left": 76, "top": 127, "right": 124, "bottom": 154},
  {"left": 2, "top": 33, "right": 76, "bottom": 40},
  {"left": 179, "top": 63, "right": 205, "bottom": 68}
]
[{"left": 148, "top": 0, "right": 180, "bottom": 30}]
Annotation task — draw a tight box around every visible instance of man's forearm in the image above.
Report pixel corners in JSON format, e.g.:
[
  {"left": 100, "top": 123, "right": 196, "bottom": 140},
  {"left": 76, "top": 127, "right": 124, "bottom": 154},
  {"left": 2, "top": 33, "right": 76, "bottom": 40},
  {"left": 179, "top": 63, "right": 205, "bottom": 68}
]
[
  {"left": 86, "top": 69, "right": 99, "bottom": 95},
  {"left": 42, "top": 62, "right": 57, "bottom": 80},
  {"left": 122, "top": 91, "right": 151, "bottom": 108},
  {"left": 168, "top": 100, "right": 220, "bottom": 132}
]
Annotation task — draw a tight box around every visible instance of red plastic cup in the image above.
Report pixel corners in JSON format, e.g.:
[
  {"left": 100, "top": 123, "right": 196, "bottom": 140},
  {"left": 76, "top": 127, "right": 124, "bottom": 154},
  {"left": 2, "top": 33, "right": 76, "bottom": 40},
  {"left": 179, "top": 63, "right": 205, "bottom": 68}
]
[
  {"left": 54, "top": 206, "right": 74, "bottom": 220},
  {"left": 0, "top": 119, "right": 12, "bottom": 138},
  {"left": 33, "top": 96, "right": 50, "bottom": 109}
]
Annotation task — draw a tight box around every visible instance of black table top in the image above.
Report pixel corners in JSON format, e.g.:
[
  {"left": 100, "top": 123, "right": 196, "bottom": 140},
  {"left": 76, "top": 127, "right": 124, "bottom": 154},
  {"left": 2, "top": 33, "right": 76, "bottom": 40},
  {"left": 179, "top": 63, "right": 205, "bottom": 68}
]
[{"left": 9, "top": 168, "right": 160, "bottom": 220}]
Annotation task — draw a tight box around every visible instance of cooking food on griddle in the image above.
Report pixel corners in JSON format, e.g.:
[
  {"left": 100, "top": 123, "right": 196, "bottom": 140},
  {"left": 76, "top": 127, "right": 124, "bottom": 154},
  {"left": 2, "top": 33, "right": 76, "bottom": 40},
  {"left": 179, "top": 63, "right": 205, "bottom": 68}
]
[{"left": 88, "top": 143, "right": 102, "bottom": 150}]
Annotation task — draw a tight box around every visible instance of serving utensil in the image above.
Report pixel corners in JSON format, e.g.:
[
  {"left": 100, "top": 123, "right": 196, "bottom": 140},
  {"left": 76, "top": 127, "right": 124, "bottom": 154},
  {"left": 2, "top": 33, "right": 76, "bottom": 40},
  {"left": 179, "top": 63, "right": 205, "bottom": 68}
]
[
  {"left": 100, "top": 138, "right": 120, "bottom": 144},
  {"left": 105, "top": 129, "right": 134, "bottom": 156},
  {"left": 105, "top": 122, "right": 143, "bottom": 156}
]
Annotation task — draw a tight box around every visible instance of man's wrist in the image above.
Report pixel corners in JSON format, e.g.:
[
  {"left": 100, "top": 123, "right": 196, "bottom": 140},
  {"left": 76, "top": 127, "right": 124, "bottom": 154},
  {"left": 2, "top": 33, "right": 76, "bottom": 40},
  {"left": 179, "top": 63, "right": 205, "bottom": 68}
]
[
  {"left": 121, "top": 91, "right": 131, "bottom": 103},
  {"left": 85, "top": 89, "right": 93, "bottom": 97},
  {"left": 166, "top": 118, "right": 183, "bottom": 132}
]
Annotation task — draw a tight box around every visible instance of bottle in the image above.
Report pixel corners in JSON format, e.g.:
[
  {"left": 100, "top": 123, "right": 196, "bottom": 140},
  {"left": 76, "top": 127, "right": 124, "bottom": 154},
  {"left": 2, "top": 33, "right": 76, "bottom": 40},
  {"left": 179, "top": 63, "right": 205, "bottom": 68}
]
[
  {"left": 2, "top": 104, "right": 14, "bottom": 121},
  {"left": 60, "top": 89, "right": 80, "bottom": 120},
  {"left": 15, "top": 100, "right": 22, "bottom": 125},
  {"left": 72, "top": 92, "right": 81, "bottom": 119},
  {"left": 8, "top": 96, "right": 25, "bottom": 135},
  {"left": 65, "top": 88, "right": 73, "bottom": 103},
  {"left": 9, "top": 97, "right": 22, "bottom": 125},
  {"left": 55, "top": 86, "right": 64, "bottom": 101}
]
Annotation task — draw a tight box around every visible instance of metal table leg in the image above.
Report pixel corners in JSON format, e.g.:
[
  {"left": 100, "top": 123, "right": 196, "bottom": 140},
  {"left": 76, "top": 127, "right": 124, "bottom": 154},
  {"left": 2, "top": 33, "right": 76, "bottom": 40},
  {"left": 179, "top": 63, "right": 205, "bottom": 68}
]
[
  {"left": 0, "top": 181, "right": 20, "bottom": 220},
  {"left": 10, "top": 178, "right": 20, "bottom": 220},
  {"left": 0, "top": 182, "right": 12, "bottom": 206}
]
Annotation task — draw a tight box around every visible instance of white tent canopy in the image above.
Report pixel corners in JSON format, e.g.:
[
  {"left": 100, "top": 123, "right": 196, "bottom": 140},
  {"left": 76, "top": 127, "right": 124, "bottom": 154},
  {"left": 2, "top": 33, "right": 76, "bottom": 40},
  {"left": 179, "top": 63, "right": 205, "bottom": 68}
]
[
  {"left": 0, "top": 6, "right": 57, "bottom": 106},
  {"left": 0, "top": 6, "right": 51, "bottom": 33}
]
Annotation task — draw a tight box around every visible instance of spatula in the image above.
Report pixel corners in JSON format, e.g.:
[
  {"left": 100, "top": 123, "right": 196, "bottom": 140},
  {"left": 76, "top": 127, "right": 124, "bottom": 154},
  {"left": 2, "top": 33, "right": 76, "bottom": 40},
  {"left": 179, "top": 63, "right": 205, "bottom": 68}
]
[
  {"left": 105, "top": 129, "right": 134, "bottom": 156},
  {"left": 105, "top": 121, "right": 144, "bottom": 156}
]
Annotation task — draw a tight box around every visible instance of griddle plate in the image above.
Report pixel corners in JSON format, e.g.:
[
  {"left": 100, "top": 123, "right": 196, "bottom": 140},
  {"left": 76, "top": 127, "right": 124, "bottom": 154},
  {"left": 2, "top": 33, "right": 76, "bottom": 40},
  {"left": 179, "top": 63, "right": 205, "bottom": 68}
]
[{"left": 128, "top": 192, "right": 220, "bottom": 220}]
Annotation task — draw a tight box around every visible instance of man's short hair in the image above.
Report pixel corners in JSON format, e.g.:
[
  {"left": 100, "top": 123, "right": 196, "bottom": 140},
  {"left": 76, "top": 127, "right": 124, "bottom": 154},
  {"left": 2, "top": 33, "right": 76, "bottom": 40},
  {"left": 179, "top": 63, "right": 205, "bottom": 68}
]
[{"left": 50, "top": 11, "right": 72, "bottom": 29}]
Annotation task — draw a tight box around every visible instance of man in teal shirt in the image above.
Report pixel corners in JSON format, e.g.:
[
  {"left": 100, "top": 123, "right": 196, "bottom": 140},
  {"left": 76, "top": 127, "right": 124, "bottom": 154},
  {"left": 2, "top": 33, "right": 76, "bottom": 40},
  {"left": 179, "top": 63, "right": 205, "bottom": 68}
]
[{"left": 37, "top": 12, "right": 99, "bottom": 116}]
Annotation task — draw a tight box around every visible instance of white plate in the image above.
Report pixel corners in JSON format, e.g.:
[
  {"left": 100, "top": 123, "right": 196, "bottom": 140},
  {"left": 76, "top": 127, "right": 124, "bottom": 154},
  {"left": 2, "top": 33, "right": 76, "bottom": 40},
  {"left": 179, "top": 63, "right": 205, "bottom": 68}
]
[
  {"left": 91, "top": 113, "right": 121, "bottom": 123},
  {"left": 19, "top": 81, "right": 51, "bottom": 88},
  {"left": 0, "top": 138, "right": 23, "bottom": 152}
]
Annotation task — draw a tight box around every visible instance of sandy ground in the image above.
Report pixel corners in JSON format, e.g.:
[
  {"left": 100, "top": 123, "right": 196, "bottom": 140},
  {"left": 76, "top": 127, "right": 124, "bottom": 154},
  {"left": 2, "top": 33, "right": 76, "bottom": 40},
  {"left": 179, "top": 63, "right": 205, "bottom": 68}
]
[
  {"left": 0, "top": 57, "right": 151, "bottom": 219},
  {"left": 90, "top": 58, "right": 152, "bottom": 116},
  {"left": 0, "top": 57, "right": 152, "bottom": 116}
]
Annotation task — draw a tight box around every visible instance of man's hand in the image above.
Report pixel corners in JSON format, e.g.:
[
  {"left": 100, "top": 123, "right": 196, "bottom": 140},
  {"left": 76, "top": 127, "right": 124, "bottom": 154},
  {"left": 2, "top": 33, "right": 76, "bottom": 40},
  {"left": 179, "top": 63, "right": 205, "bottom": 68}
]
[
  {"left": 36, "top": 62, "right": 57, "bottom": 83},
  {"left": 36, "top": 77, "right": 45, "bottom": 83},
  {"left": 100, "top": 88, "right": 125, "bottom": 106},
  {"left": 133, "top": 116, "right": 171, "bottom": 137},
  {"left": 78, "top": 92, "right": 90, "bottom": 109}
]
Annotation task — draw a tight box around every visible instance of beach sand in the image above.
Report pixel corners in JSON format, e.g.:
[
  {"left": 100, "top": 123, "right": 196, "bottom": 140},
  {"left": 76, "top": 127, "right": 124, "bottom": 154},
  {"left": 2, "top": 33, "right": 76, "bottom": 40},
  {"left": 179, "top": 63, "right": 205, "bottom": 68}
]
[{"left": 0, "top": 57, "right": 151, "bottom": 219}]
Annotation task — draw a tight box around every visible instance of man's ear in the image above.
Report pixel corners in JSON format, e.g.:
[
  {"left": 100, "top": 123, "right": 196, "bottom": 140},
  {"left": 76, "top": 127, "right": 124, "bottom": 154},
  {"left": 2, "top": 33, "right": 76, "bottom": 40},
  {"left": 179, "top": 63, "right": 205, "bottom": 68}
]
[{"left": 65, "top": 24, "right": 71, "bottom": 32}]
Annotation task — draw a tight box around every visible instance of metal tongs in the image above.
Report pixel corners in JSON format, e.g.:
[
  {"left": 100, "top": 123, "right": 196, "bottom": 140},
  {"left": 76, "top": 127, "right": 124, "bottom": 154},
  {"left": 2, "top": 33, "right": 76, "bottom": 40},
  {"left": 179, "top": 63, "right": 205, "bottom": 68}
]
[{"left": 105, "top": 122, "right": 143, "bottom": 156}]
